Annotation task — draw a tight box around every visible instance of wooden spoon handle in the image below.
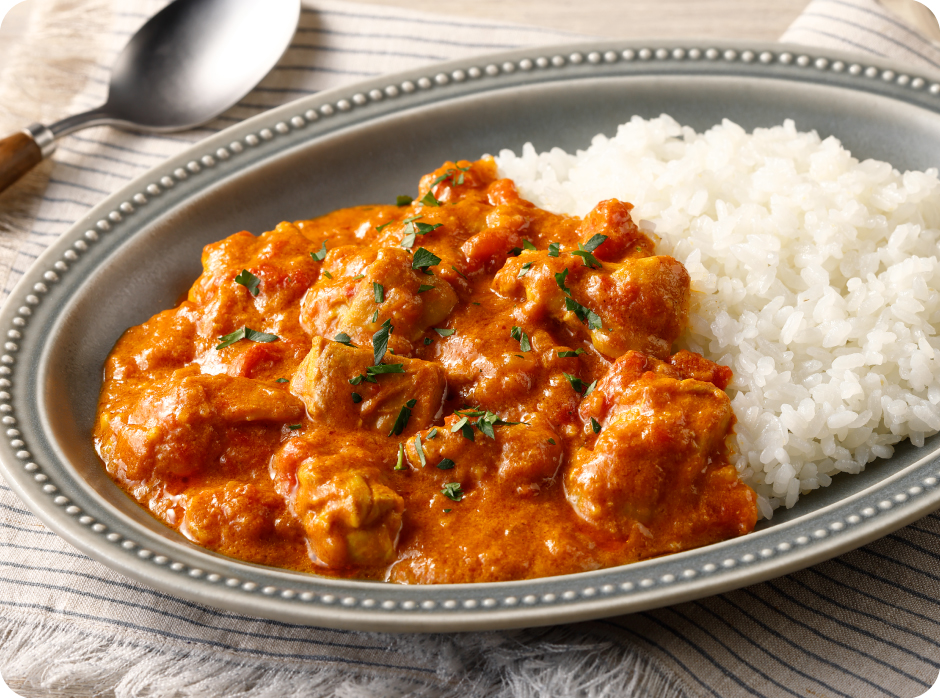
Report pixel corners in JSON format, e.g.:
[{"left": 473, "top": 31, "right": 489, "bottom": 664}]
[{"left": 0, "top": 126, "right": 53, "bottom": 194}]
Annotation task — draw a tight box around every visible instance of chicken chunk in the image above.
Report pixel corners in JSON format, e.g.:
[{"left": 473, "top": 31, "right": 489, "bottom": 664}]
[
  {"left": 565, "top": 371, "right": 734, "bottom": 536},
  {"left": 300, "top": 245, "right": 457, "bottom": 356},
  {"left": 494, "top": 250, "right": 689, "bottom": 359},
  {"left": 270, "top": 437, "right": 403, "bottom": 568},
  {"left": 403, "top": 412, "right": 563, "bottom": 496},
  {"left": 95, "top": 371, "right": 304, "bottom": 487},
  {"left": 290, "top": 337, "right": 446, "bottom": 436}
]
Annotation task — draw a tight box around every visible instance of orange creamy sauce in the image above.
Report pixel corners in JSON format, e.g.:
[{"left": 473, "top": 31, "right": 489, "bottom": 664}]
[{"left": 94, "top": 159, "right": 757, "bottom": 583}]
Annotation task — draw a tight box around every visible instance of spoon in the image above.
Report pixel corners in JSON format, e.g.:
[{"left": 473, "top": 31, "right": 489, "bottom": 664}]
[{"left": 0, "top": 0, "right": 301, "bottom": 194}]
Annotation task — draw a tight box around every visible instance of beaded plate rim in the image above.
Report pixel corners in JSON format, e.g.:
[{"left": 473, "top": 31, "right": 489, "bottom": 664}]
[{"left": 2, "top": 39, "right": 940, "bottom": 632}]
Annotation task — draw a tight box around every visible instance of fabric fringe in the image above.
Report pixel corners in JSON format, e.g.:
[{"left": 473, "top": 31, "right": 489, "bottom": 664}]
[{"left": 0, "top": 616, "right": 688, "bottom": 698}]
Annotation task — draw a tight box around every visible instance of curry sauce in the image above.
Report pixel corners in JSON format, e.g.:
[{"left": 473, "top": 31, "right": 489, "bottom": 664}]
[{"left": 94, "top": 158, "right": 757, "bottom": 583}]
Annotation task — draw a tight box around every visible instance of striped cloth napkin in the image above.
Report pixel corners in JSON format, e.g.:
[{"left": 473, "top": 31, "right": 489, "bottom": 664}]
[{"left": 0, "top": 1, "right": 939, "bottom": 697}]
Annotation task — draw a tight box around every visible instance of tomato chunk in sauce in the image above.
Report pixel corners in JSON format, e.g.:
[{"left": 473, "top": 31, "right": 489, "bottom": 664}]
[{"left": 94, "top": 158, "right": 757, "bottom": 583}]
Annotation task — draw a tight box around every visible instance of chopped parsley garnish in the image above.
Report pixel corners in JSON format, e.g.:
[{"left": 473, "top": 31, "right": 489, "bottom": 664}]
[
  {"left": 310, "top": 241, "right": 328, "bottom": 261},
  {"left": 591, "top": 417, "right": 601, "bottom": 434},
  {"left": 565, "top": 296, "right": 603, "bottom": 330},
  {"left": 353, "top": 274, "right": 365, "bottom": 280},
  {"left": 517, "top": 262, "right": 533, "bottom": 278},
  {"left": 584, "top": 379, "right": 597, "bottom": 397},
  {"left": 558, "top": 348, "right": 585, "bottom": 358},
  {"left": 451, "top": 265, "right": 469, "bottom": 281},
  {"left": 275, "top": 378, "right": 289, "bottom": 383},
  {"left": 216, "top": 326, "right": 279, "bottom": 350},
  {"left": 563, "top": 372, "right": 589, "bottom": 395},
  {"left": 582, "top": 233, "right": 608, "bottom": 252},
  {"left": 322, "top": 270, "right": 333, "bottom": 279},
  {"left": 394, "top": 442, "right": 406, "bottom": 470},
  {"left": 427, "top": 428, "right": 438, "bottom": 439},
  {"left": 510, "top": 326, "right": 531, "bottom": 352},
  {"left": 548, "top": 438, "right": 556, "bottom": 445},
  {"left": 375, "top": 219, "right": 396, "bottom": 232},
  {"left": 412, "top": 247, "right": 441, "bottom": 274},
  {"left": 234, "top": 269, "right": 260, "bottom": 296},
  {"left": 434, "top": 328, "right": 455, "bottom": 337},
  {"left": 443, "top": 508, "right": 452, "bottom": 513},
  {"left": 349, "top": 375, "right": 364, "bottom": 385},
  {"left": 419, "top": 190, "right": 441, "bottom": 207},
  {"left": 373, "top": 282, "right": 385, "bottom": 303},
  {"left": 401, "top": 217, "right": 443, "bottom": 249},
  {"left": 437, "top": 458, "right": 456, "bottom": 470},
  {"left": 371, "top": 309, "right": 379, "bottom": 323},
  {"left": 451, "top": 416, "right": 474, "bottom": 441},
  {"left": 424, "top": 337, "right": 433, "bottom": 345},
  {"left": 523, "top": 239, "right": 537, "bottom": 251},
  {"left": 417, "top": 284, "right": 434, "bottom": 293},
  {"left": 554, "top": 268, "right": 571, "bottom": 295},
  {"left": 389, "top": 398, "right": 418, "bottom": 437},
  {"left": 396, "top": 195, "right": 413, "bottom": 206},
  {"left": 351, "top": 392, "right": 362, "bottom": 403},
  {"left": 334, "top": 332, "right": 356, "bottom": 347},
  {"left": 441, "top": 482, "right": 463, "bottom": 501},
  {"left": 288, "top": 424, "right": 302, "bottom": 430},
  {"left": 430, "top": 166, "right": 469, "bottom": 187},
  {"left": 548, "top": 242, "right": 561, "bottom": 257},
  {"left": 368, "top": 363, "right": 404, "bottom": 375},
  {"left": 373, "top": 320, "right": 392, "bottom": 364},
  {"left": 414, "top": 434, "right": 427, "bottom": 467}
]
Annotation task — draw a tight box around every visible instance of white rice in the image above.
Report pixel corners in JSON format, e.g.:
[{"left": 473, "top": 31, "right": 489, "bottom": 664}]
[{"left": 494, "top": 114, "right": 940, "bottom": 516}]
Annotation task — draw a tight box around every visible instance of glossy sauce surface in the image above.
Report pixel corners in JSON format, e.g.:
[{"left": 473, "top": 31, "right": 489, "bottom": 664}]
[{"left": 94, "top": 159, "right": 757, "bottom": 583}]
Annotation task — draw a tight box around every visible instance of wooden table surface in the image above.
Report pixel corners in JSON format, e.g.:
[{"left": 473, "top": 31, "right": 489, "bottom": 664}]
[{"left": 0, "top": 0, "right": 937, "bottom": 696}]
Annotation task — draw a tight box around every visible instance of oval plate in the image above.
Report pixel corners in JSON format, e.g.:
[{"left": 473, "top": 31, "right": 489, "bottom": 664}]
[{"left": 2, "top": 40, "right": 940, "bottom": 632}]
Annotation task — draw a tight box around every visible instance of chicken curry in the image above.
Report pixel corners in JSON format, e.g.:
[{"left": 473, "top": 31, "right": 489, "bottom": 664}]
[{"left": 94, "top": 158, "right": 757, "bottom": 583}]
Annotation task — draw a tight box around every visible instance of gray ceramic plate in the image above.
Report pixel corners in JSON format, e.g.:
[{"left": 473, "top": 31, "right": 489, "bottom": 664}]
[{"left": 2, "top": 40, "right": 940, "bottom": 632}]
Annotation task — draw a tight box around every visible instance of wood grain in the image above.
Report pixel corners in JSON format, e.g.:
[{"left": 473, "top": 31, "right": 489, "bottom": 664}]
[{"left": 0, "top": 130, "right": 42, "bottom": 194}]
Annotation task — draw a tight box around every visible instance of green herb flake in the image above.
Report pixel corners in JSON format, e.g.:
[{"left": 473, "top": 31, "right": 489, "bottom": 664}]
[
  {"left": 517, "top": 261, "right": 533, "bottom": 278},
  {"left": 334, "top": 332, "right": 356, "bottom": 348},
  {"left": 548, "top": 438, "right": 556, "bottom": 445},
  {"left": 288, "top": 424, "right": 302, "bottom": 430},
  {"left": 394, "top": 442, "right": 407, "bottom": 470},
  {"left": 367, "top": 363, "right": 405, "bottom": 376},
  {"left": 275, "top": 378, "right": 289, "bottom": 384},
  {"left": 372, "top": 319, "right": 393, "bottom": 365},
  {"left": 216, "top": 327, "right": 279, "bottom": 350},
  {"left": 322, "top": 270, "right": 333, "bottom": 279},
  {"left": 558, "top": 348, "right": 585, "bottom": 358},
  {"left": 419, "top": 190, "right": 441, "bottom": 207},
  {"left": 388, "top": 398, "right": 418, "bottom": 437},
  {"left": 310, "top": 241, "right": 328, "bottom": 261},
  {"left": 443, "top": 508, "right": 452, "bottom": 513},
  {"left": 522, "top": 239, "right": 537, "bottom": 251},
  {"left": 548, "top": 242, "right": 561, "bottom": 257},
  {"left": 373, "top": 282, "right": 385, "bottom": 304},
  {"left": 417, "top": 284, "right": 434, "bottom": 293},
  {"left": 371, "top": 309, "right": 379, "bottom": 323},
  {"left": 510, "top": 326, "right": 531, "bottom": 352},
  {"left": 564, "top": 296, "right": 604, "bottom": 330},
  {"left": 562, "top": 372, "right": 587, "bottom": 394},
  {"left": 396, "top": 195, "right": 414, "bottom": 207},
  {"left": 412, "top": 247, "right": 441, "bottom": 274},
  {"left": 414, "top": 434, "right": 427, "bottom": 467},
  {"left": 582, "top": 233, "right": 608, "bottom": 252},
  {"left": 434, "top": 328, "right": 455, "bottom": 337},
  {"left": 234, "top": 269, "right": 261, "bottom": 296},
  {"left": 437, "top": 458, "right": 456, "bottom": 470},
  {"left": 571, "top": 247, "right": 602, "bottom": 270},
  {"left": 555, "top": 268, "right": 571, "bottom": 295},
  {"left": 427, "top": 428, "right": 439, "bottom": 439},
  {"left": 349, "top": 375, "right": 365, "bottom": 386},
  {"left": 441, "top": 482, "right": 463, "bottom": 501},
  {"left": 451, "top": 265, "right": 469, "bottom": 281},
  {"left": 591, "top": 417, "right": 601, "bottom": 434},
  {"left": 424, "top": 337, "right": 433, "bottom": 345},
  {"left": 353, "top": 274, "right": 365, "bottom": 281},
  {"left": 583, "top": 380, "right": 598, "bottom": 397},
  {"left": 351, "top": 392, "right": 362, "bottom": 404}
]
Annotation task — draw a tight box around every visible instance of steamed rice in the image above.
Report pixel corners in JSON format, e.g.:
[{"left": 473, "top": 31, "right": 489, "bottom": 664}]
[{"left": 494, "top": 115, "right": 940, "bottom": 517}]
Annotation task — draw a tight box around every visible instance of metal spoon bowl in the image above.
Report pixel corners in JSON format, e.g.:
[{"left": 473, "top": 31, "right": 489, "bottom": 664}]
[{"left": 0, "top": 0, "right": 301, "bottom": 193}]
